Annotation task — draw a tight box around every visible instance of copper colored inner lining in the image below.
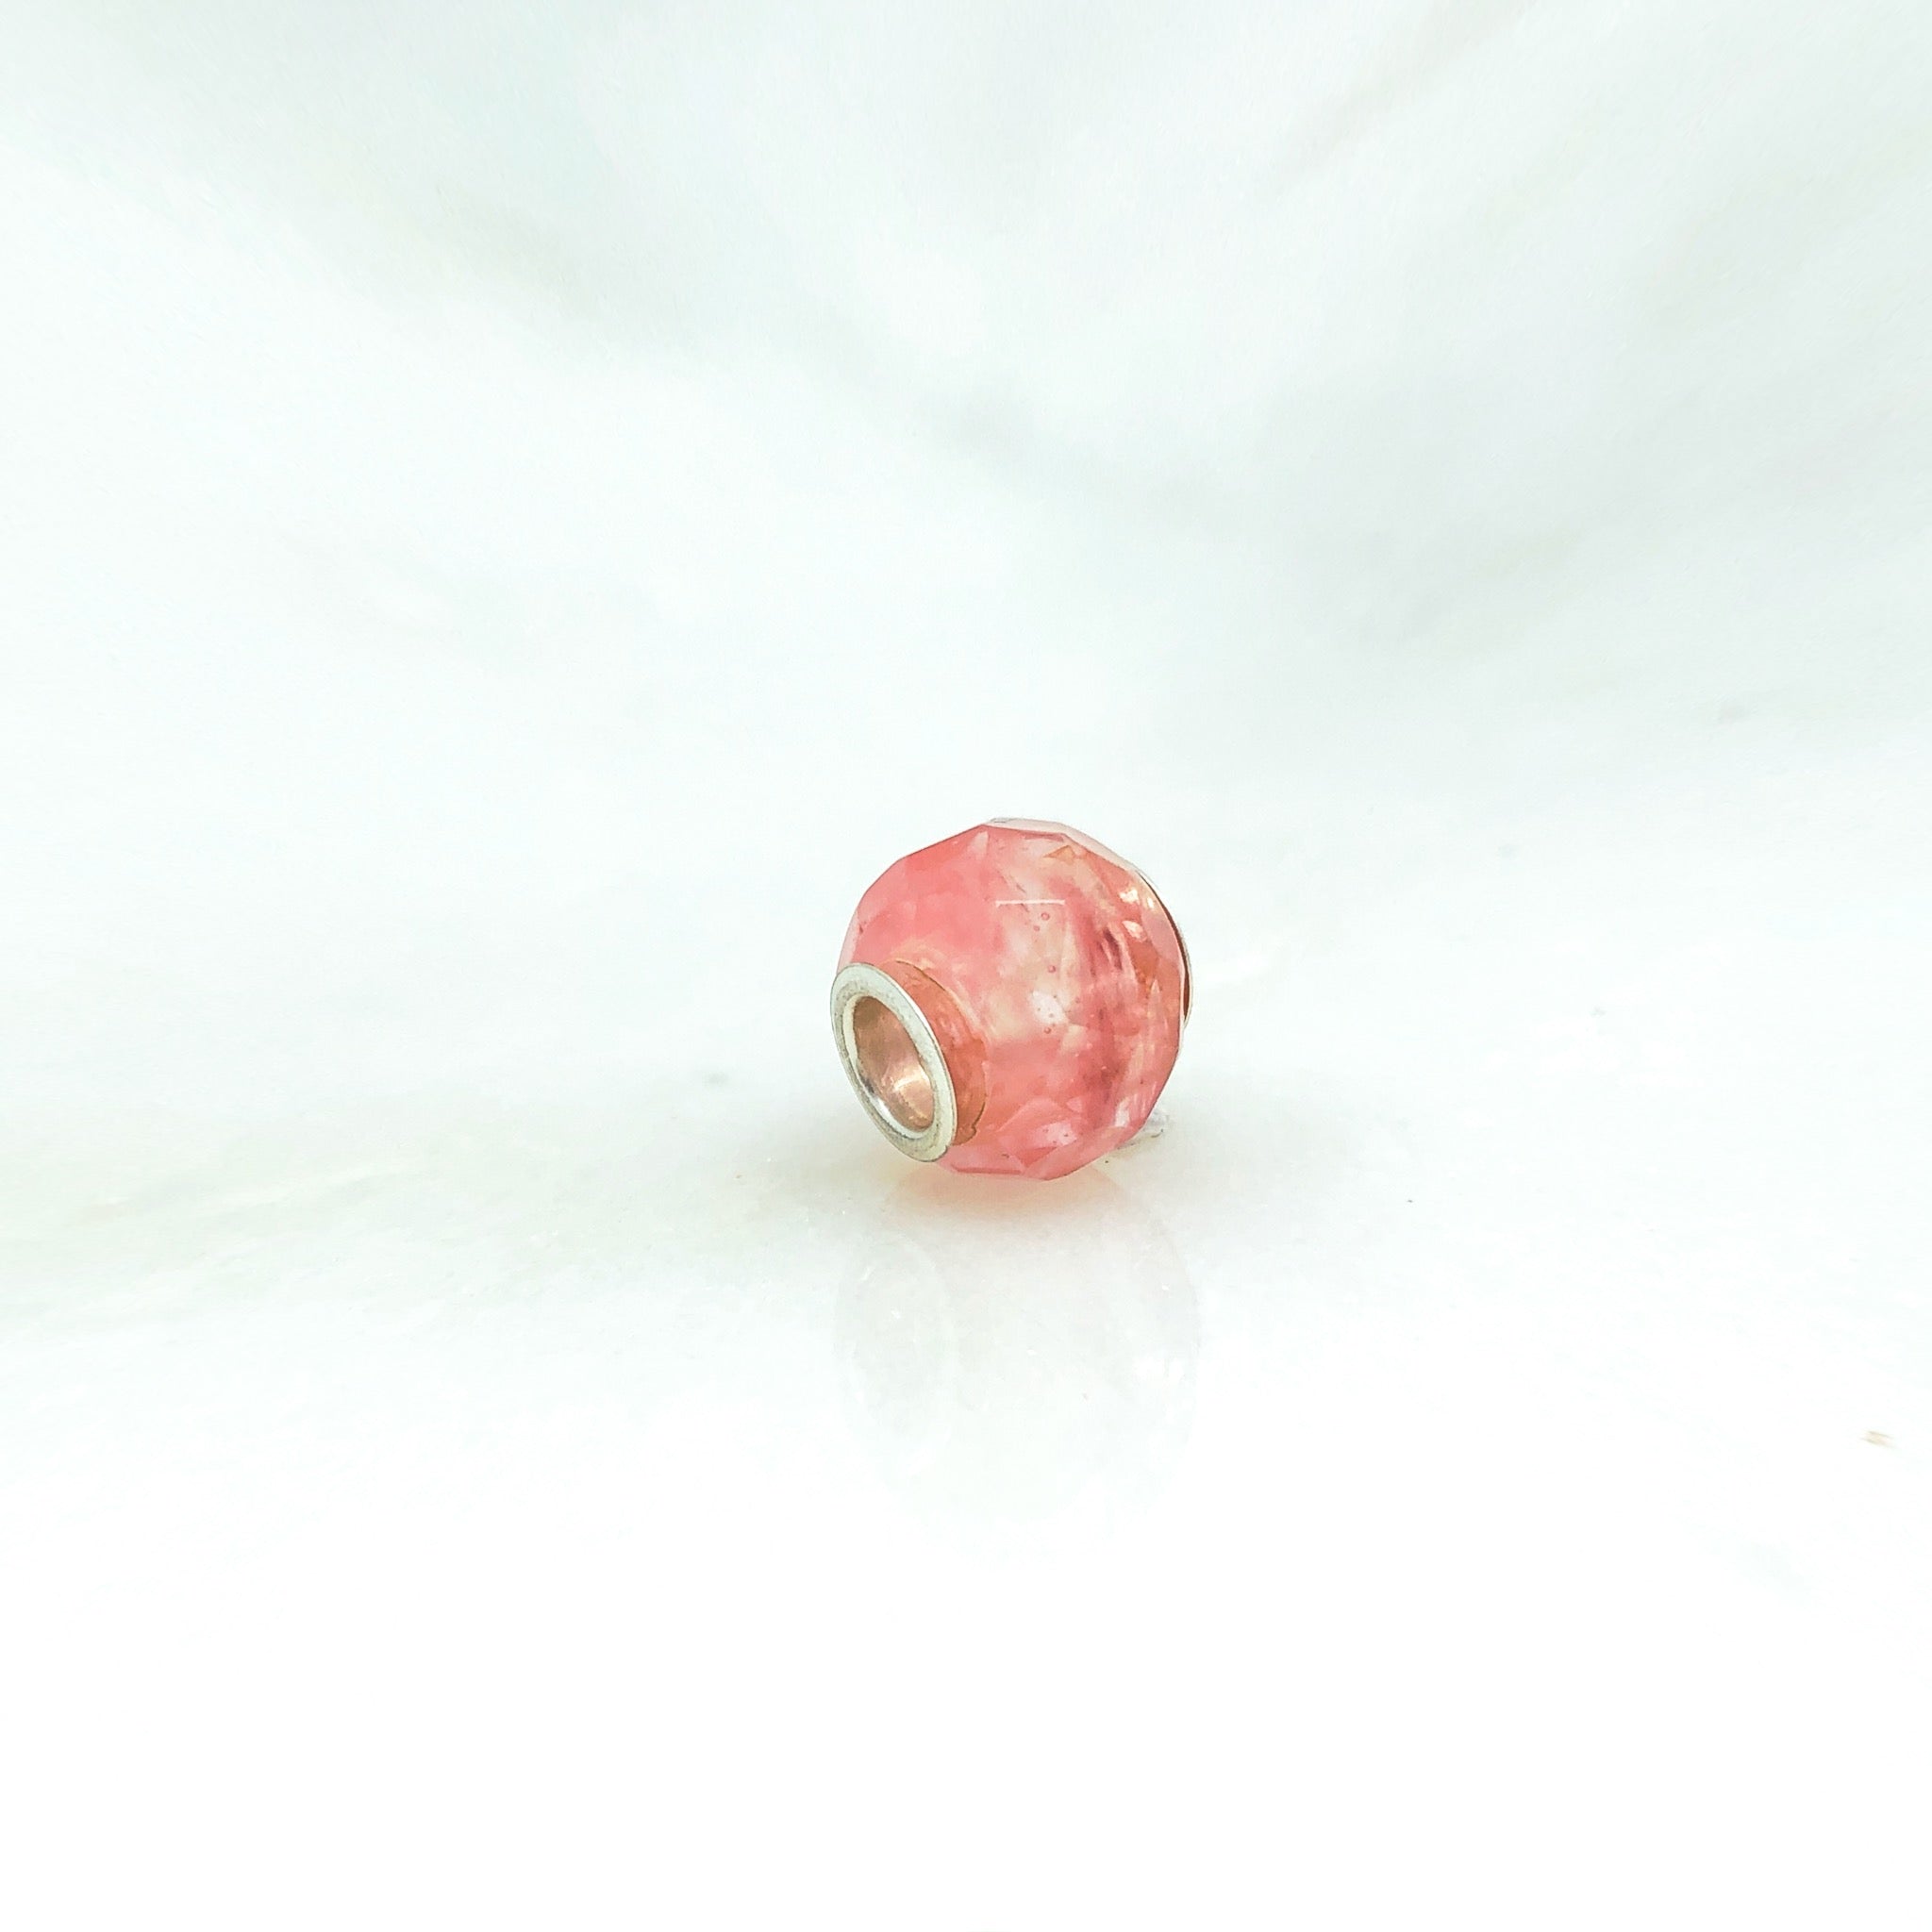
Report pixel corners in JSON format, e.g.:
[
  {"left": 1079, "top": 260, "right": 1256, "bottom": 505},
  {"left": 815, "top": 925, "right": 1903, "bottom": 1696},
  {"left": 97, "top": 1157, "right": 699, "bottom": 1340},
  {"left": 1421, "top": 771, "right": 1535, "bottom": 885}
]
[{"left": 851, "top": 996, "right": 936, "bottom": 1135}]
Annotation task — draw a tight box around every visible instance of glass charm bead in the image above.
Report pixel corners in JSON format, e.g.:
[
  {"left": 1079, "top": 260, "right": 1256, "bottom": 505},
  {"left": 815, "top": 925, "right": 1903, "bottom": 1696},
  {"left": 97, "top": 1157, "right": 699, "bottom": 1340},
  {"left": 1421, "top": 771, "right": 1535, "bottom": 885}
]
[{"left": 831, "top": 820, "right": 1190, "bottom": 1180}]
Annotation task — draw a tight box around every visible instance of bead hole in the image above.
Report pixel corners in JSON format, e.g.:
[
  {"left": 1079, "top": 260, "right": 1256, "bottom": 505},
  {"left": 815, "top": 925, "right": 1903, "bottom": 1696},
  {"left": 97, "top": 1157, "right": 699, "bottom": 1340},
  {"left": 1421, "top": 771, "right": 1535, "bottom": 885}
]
[{"left": 850, "top": 996, "right": 935, "bottom": 1135}]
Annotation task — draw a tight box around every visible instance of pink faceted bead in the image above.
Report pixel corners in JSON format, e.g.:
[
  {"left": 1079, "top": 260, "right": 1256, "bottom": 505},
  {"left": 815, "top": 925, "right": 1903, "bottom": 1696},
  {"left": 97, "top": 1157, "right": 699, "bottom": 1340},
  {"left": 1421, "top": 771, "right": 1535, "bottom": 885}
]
[{"left": 833, "top": 820, "right": 1191, "bottom": 1179}]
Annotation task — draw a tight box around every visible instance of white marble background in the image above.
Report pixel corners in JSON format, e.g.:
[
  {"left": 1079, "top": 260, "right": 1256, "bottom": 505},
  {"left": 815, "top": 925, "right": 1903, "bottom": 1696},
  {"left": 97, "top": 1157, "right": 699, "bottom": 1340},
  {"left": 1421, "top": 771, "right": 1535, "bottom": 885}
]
[{"left": 3, "top": 3, "right": 1928, "bottom": 1925}]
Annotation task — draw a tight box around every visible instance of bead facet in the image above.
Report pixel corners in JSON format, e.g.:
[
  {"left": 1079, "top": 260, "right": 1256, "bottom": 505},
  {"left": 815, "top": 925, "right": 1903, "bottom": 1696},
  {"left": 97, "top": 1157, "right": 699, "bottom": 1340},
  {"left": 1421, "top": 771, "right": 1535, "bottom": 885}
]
[{"left": 832, "top": 821, "right": 1190, "bottom": 1179}]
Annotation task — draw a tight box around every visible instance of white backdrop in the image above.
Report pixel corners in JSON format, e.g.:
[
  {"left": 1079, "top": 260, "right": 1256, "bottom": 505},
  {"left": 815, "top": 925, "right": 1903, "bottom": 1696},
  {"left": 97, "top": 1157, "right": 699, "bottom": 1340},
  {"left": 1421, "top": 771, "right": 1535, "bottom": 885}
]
[{"left": 4, "top": 3, "right": 1928, "bottom": 1925}]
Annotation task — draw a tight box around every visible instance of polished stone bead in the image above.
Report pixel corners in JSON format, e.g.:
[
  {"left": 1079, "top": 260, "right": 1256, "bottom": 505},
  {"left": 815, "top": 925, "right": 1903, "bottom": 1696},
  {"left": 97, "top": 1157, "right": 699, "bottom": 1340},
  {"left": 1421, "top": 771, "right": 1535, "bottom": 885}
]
[{"left": 836, "top": 820, "right": 1189, "bottom": 1179}]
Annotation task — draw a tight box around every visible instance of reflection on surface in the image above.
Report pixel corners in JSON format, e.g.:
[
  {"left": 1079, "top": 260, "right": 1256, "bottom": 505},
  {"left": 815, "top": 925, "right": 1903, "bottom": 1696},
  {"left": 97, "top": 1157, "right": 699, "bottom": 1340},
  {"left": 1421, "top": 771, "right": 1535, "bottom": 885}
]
[{"left": 838, "top": 1167, "right": 1198, "bottom": 1533}]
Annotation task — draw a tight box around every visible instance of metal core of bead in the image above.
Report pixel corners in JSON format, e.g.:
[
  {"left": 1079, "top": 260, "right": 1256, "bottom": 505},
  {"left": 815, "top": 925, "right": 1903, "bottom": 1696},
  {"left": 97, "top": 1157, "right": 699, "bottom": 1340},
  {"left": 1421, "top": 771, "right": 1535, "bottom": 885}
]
[{"left": 830, "top": 961, "right": 958, "bottom": 1162}]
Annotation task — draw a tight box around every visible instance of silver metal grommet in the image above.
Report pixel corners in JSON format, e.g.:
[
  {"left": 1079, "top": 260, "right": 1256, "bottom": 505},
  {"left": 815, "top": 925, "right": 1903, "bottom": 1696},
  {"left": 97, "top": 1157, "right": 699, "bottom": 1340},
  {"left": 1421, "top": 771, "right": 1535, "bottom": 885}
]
[{"left": 830, "top": 962, "right": 958, "bottom": 1163}]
